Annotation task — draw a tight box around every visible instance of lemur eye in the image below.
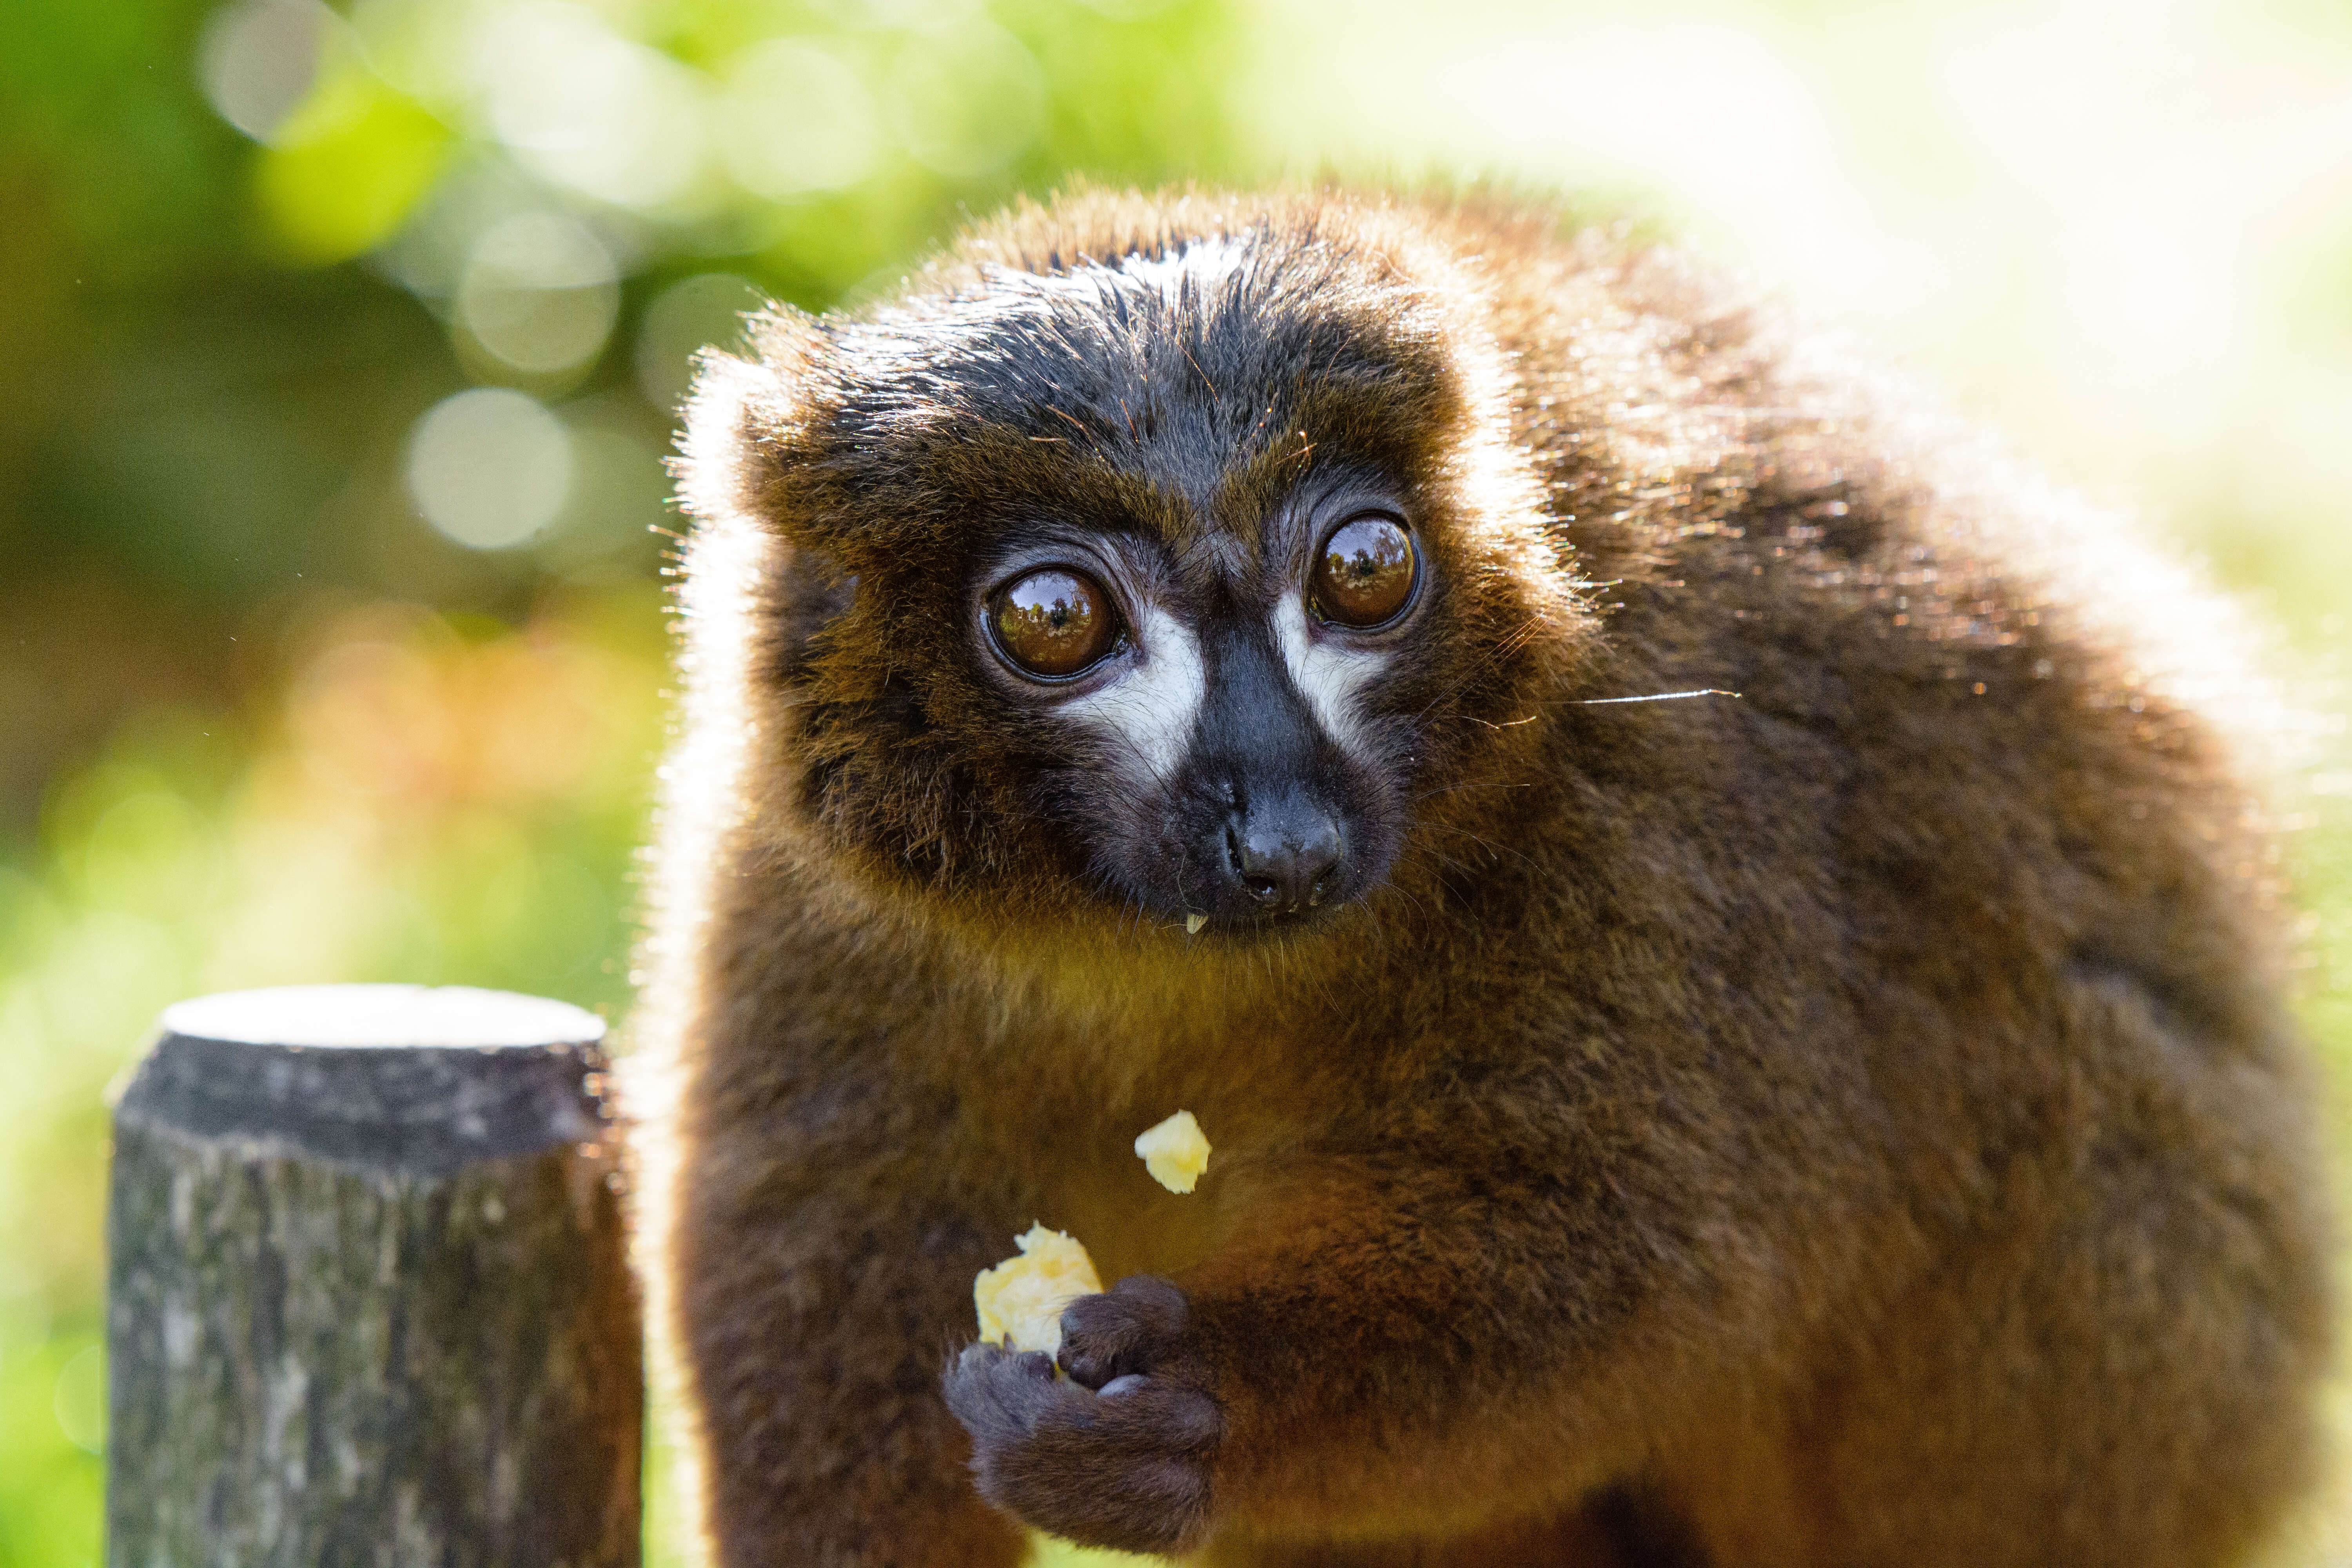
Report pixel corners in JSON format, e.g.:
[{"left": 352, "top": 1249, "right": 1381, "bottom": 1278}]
[
  {"left": 991, "top": 568, "right": 1118, "bottom": 679},
  {"left": 1311, "top": 515, "right": 1418, "bottom": 628}
]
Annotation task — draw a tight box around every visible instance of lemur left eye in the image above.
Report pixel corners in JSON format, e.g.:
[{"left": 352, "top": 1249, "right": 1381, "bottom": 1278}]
[
  {"left": 991, "top": 568, "right": 1120, "bottom": 679},
  {"left": 1311, "top": 514, "right": 1418, "bottom": 628}
]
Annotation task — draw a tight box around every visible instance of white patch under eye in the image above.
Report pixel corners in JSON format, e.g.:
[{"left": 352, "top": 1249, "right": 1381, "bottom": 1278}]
[
  {"left": 1274, "top": 595, "right": 1387, "bottom": 755},
  {"left": 1059, "top": 604, "right": 1205, "bottom": 786}
]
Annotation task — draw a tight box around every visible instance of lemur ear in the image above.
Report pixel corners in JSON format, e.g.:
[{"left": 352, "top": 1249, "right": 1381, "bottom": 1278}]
[{"left": 674, "top": 302, "right": 833, "bottom": 546}]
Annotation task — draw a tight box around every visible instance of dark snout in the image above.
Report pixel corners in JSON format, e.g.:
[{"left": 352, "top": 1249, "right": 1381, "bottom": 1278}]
[
  {"left": 1146, "top": 621, "right": 1395, "bottom": 935},
  {"left": 1227, "top": 789, "right": 1343, "bottom": 914}
]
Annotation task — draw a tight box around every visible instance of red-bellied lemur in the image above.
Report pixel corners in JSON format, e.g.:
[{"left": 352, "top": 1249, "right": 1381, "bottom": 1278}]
[{"left": 632, "top": 186, "right": 2331, "bottom": 1568}]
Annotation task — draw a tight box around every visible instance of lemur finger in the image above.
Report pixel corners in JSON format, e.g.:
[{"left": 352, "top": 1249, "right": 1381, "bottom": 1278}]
[{"left": 1058, "top": 1273, "right": 1191, "bottom": 1389}]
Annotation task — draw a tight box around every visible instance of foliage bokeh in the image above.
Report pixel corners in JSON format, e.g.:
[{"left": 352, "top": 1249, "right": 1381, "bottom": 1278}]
[{"left": 0, "top": 0, "right": 2347, "bottom": 1564}]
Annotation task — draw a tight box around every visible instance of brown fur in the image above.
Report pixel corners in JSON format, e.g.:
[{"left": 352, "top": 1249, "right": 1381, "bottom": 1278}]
[{"left": 630, "top": 185, "right": 2332, "bottom": 1566}]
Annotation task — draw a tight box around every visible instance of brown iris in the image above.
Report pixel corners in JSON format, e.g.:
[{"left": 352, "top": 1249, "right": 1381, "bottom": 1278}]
[
  {"left": 1312, "top": 515, "right": 1418, "bottom": 628},
  {"left": 991, "top": 568, "right": 1118, "bottom": 678}
]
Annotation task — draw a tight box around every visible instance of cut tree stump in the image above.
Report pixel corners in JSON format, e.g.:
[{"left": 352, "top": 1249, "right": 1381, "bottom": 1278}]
[{"left": 106, "top": 984, "right": 641, "bottom": 1568}]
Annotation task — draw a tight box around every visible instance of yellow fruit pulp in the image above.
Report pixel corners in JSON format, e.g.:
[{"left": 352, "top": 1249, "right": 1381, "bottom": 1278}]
[
  {"left": 973, "top": 1224, "right": 1104, "bottom": 1356},
  {"left": 1134, "top": 1109, "right": 1211, "bottom": 1194}
]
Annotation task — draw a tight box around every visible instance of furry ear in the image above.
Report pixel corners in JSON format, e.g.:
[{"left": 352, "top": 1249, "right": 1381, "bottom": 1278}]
[{"left": 673, "top": 303, "right": 831, "bottom": 542}]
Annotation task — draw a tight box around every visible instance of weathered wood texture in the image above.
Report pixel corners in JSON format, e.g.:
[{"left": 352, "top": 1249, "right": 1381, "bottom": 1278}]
[{"left": 107, "top": 984, "right": 641, "bottom": 1568}]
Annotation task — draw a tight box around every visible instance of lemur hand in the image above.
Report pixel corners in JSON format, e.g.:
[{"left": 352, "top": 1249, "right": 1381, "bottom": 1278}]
[{"left": 943, "top": 1275, "right": 1223, "bottom": 1555}]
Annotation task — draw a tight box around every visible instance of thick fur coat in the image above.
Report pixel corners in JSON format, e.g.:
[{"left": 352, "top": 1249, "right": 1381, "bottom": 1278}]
[{"left": 630, "top": 186, "right": 2331, "bottom": 1566}]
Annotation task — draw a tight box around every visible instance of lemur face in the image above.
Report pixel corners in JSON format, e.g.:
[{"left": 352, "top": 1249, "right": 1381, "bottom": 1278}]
[
  {"left": 705, "top": 223, "right": 1578, "bottom": 940},
  {"left": 969, "top": 469, "right": 1425, "bottom": 931}
]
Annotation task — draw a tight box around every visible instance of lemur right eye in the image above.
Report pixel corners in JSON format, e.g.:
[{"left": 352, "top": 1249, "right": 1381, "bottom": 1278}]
[
  {"left": 991, "top": 568, "right": 1118, "bottom": 679},
  {"left": 1311, "top": 514, "right": 1418, "bottom": 629}
]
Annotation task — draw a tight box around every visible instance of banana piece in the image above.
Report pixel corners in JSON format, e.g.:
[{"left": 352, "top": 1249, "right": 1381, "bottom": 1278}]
[
  {"left": 973, "top": 1224, "right": 1104, "bottom": 1357},
  {"left": 1134, "top": 1109, "right": 1210, "bottom": 1194}
]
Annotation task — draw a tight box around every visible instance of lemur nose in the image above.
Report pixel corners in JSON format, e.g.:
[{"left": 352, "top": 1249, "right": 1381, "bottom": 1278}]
[{"left": 1228, "top": 797, "right": 1344, "bottom": 913}]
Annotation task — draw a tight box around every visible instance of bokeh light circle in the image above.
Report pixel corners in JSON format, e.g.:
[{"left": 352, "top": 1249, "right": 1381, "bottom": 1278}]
[
  {"left": 404, "top": 388, "right": 573, "bottom": 550},
  {"left": 884, "top": 22, "right": 1044, "bottom": 179},
  {"left": 456, "top": 212, "right": 621, "bottom": 377},
  {"left": 475, "top": 1, "right": 710, "bottom": 210},
  {"left": 718, "top": 41, "right": 878, "bottom": 199},
  {"left": 635, "top": 272, "right": 765, "bottom": 412},
  {"left": 198, "top": 0, "right": 336, "bottom": 143}
]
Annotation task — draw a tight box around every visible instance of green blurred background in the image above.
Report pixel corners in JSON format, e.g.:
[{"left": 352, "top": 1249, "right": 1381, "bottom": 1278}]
[{"left": 0, "top": 0, "right": 2346, "bottom": 1563}]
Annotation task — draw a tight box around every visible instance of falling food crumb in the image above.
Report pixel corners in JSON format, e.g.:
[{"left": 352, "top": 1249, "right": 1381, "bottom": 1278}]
[{"left": 1134, "top": 1110, "right": 1211, "bottom": 1194}]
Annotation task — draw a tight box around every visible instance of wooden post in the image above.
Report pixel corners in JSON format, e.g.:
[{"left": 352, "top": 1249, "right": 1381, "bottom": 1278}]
[{"left": 106, "top": 984, "right": 641, "bottom": 1567}]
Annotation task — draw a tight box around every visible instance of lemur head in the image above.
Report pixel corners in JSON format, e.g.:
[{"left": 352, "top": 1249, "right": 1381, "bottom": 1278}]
[{"left": 679, "top": 191, "right": 1594, "bottom": 953}]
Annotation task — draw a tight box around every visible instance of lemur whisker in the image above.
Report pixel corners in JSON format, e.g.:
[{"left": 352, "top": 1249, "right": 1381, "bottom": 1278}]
[
  {"left": 1408, "top": 779, "right": 1534, "bottom": 804},
  {"left": 1409, "top": 613, "right": 1549, "bottom": 724},
  {"left": 1575, "top": 688, "right": 1742, "bottom": 706},
  {"left": 1417, "top": 821, "right": 1543, "bottom": 875}
]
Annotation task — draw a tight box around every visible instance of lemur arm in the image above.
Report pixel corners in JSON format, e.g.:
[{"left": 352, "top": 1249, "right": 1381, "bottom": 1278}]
[
  {"left": 946, "top": 1080, "right": 1773, "bottom": 1553},
  {"left": 672, "top": 1050, "right": 1038, "bottom": 1568}
]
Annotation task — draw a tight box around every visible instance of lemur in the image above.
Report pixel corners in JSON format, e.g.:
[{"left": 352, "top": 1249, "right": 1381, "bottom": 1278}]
[{"left": 631, "top": 185, "right": 2332, "bottom": 1567}]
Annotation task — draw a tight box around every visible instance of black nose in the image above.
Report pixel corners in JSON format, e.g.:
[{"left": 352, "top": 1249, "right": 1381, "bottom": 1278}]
[{"left": 1228, "top": 795, "right": 1344, "bottom": 914}]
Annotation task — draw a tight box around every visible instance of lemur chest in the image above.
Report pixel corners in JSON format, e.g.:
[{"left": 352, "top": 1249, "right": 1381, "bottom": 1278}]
[
  {"left": 1001, "top": 1056, "right": 1376, "bottom": 1285},
  {"left": 1044, "top": 1149, "right": 1226, "bottom": 1283}
]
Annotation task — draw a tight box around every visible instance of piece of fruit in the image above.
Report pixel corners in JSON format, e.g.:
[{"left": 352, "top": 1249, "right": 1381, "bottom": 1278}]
[
  {"left": 973, "top": 1223, "right": 1104, "bottom": 1356},
  {"left": 1134, "top": 1109, "right": 1211, "bottom": 1194}
]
